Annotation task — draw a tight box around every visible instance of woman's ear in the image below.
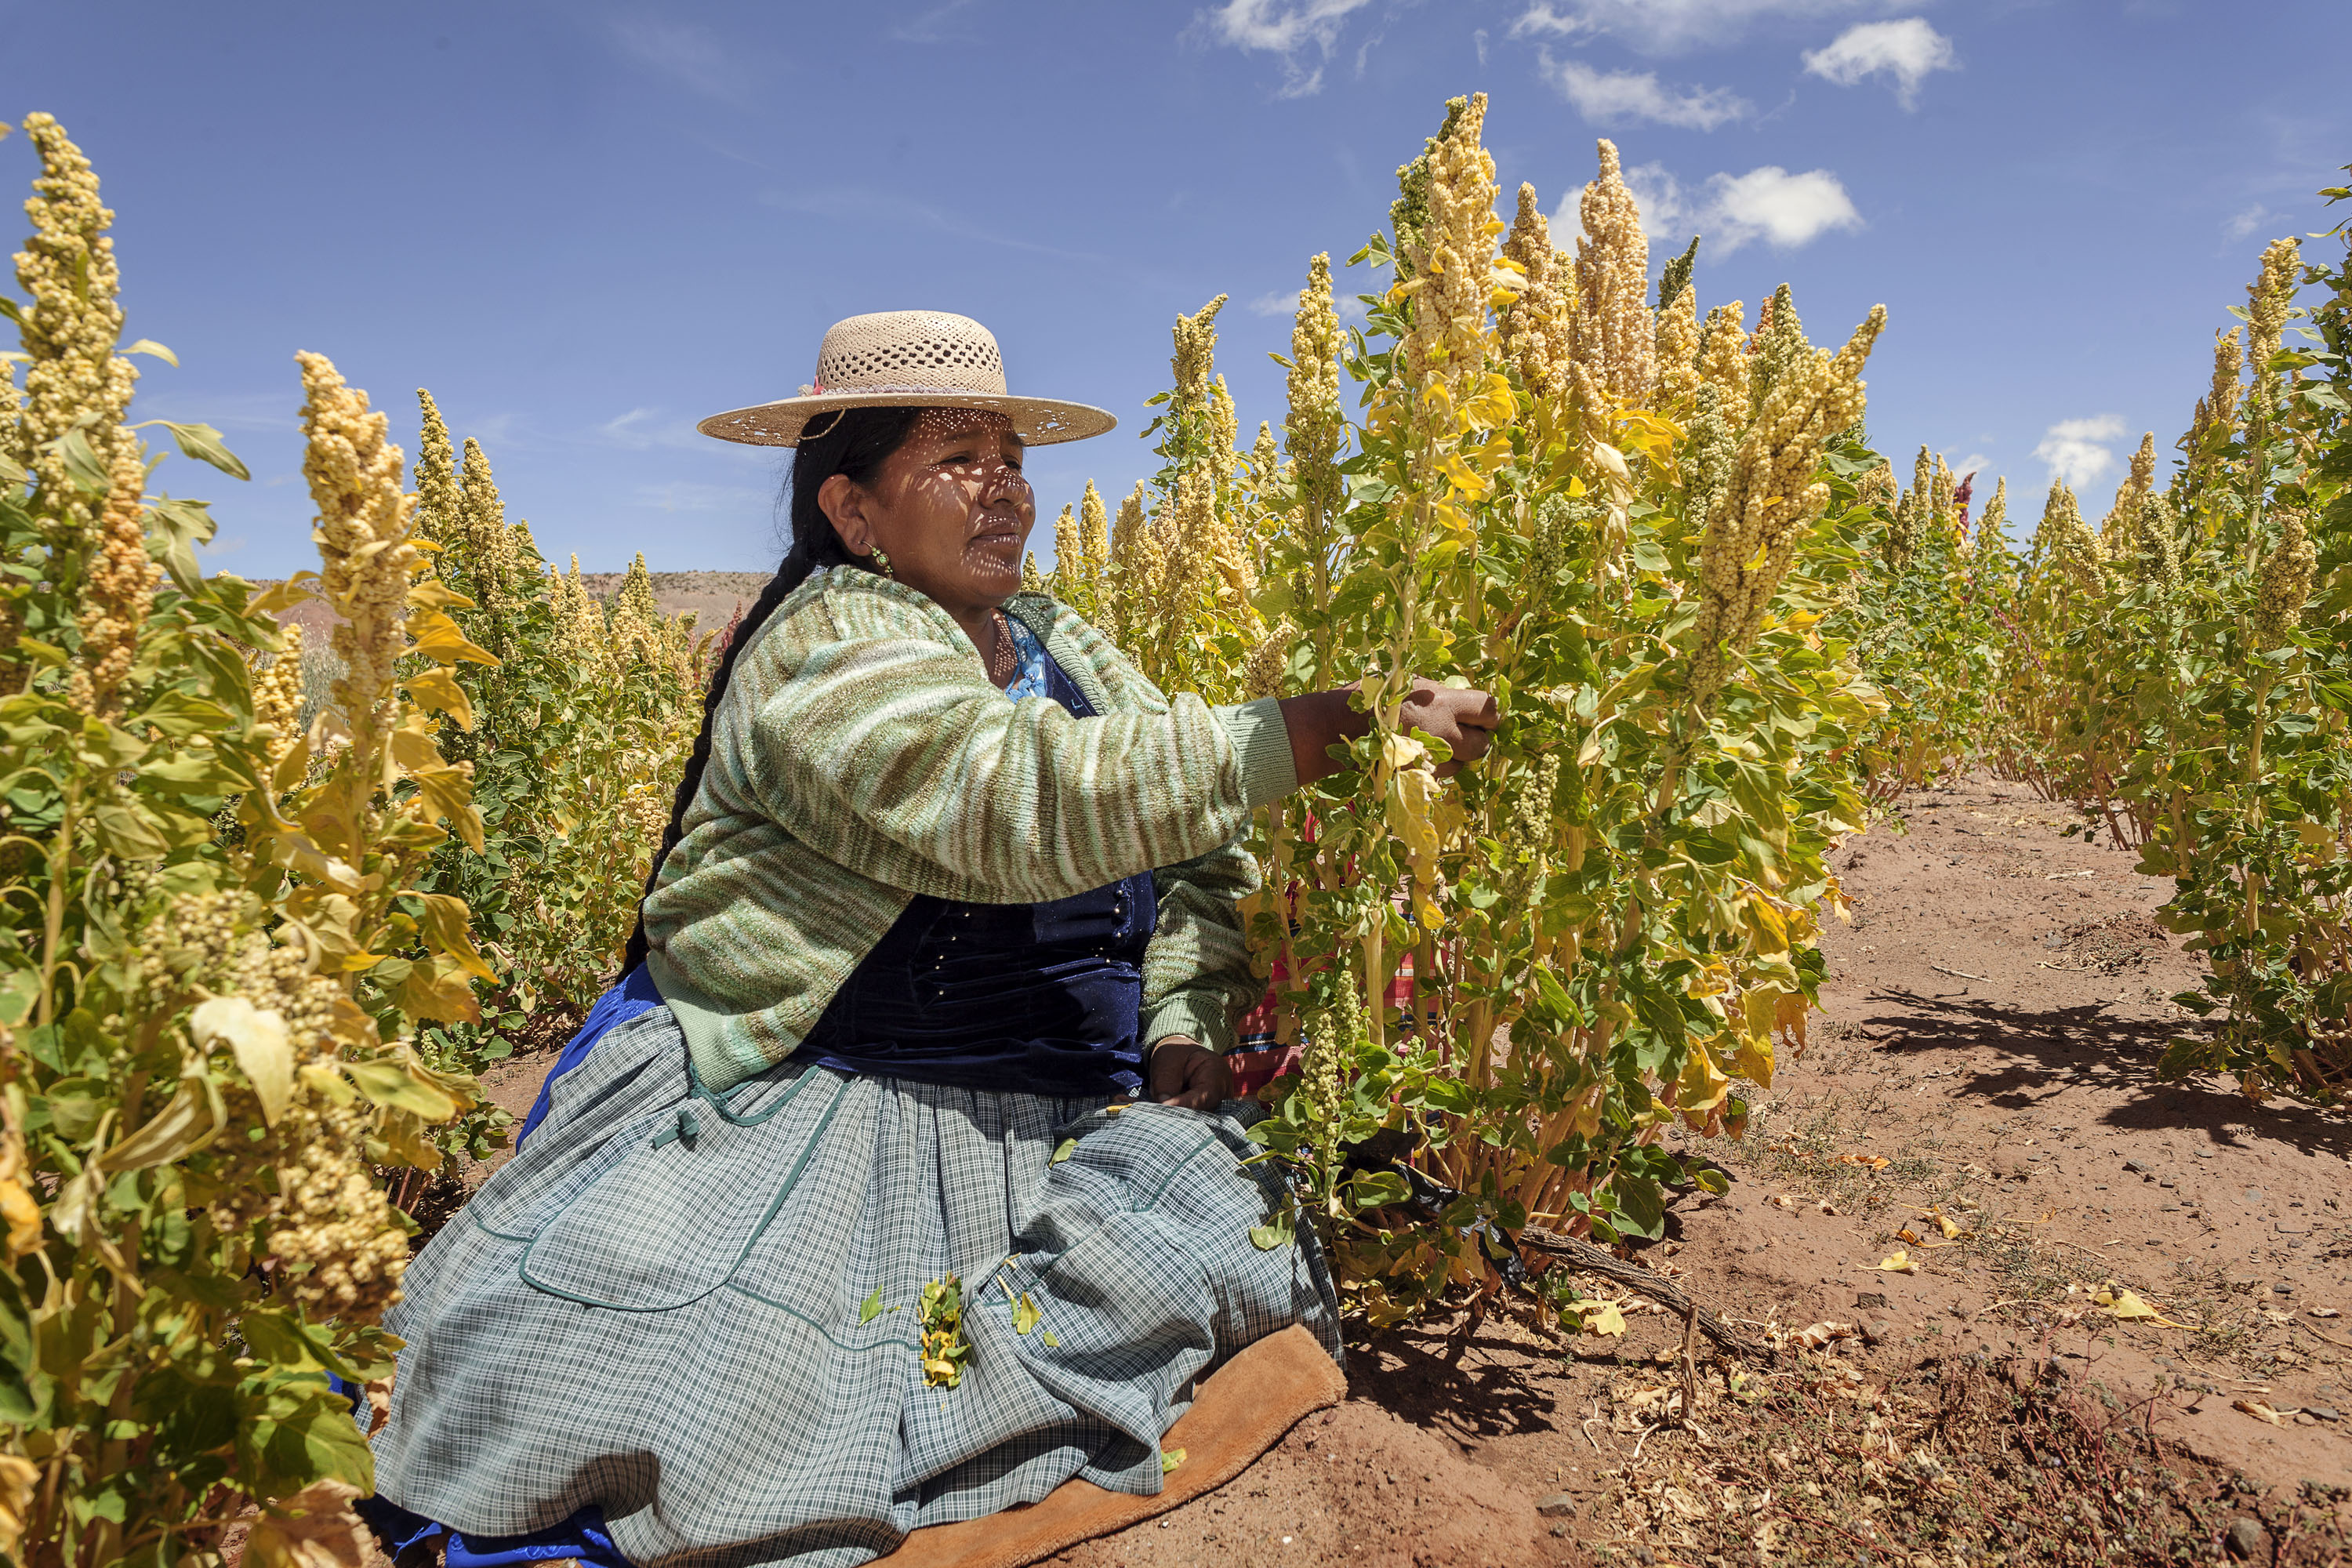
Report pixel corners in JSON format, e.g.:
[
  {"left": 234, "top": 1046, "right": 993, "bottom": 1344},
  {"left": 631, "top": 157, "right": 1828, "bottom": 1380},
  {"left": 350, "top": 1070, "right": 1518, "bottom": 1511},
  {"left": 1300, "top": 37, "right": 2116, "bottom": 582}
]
[{"left": 818, "top": 472, "right": 874, "bottom": 556}]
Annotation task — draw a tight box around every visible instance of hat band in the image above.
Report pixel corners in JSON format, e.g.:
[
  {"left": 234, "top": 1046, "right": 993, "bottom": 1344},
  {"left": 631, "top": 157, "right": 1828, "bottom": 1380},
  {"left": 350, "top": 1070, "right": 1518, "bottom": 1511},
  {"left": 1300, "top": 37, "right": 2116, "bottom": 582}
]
[{"left": 796, "top": 381, "right": 1010, "bottom": 399}]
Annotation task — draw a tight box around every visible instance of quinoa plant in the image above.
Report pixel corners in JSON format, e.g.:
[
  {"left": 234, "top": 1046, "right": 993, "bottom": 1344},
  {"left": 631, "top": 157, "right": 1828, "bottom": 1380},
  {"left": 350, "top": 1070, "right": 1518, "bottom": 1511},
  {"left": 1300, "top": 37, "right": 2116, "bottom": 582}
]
[
  {"left": 0, "top": 115, "right": 484, "bottom": 1566},
  {"left": 1076, "top": 100, "right": 1886, "bottom": 1326}
]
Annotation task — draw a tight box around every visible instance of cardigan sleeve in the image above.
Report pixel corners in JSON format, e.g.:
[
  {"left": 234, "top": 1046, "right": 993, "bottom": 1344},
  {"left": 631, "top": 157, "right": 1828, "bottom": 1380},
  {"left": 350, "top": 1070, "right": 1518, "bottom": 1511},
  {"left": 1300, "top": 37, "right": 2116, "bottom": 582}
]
[
  {"left": 729, "top": 619, "right": 1296, "bottom": 904},
  {"left": 1139, "top": 837, "right": 1264, "bottom": 1056}
]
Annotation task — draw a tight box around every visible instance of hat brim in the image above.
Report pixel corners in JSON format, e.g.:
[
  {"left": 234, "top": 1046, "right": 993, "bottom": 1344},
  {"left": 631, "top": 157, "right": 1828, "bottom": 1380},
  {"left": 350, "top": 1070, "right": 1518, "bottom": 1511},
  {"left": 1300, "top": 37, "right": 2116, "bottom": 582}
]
[{"left": 696, "top": 391, "right": 1116, "bottom": 448}]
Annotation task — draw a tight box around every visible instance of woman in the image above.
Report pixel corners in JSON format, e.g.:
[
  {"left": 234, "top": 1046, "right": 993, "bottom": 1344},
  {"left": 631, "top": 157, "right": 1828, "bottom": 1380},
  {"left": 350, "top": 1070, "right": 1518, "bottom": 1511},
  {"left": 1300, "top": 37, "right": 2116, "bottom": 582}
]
[{"left": 363, "top": 311, "right": 1496, "bottom": 1568}]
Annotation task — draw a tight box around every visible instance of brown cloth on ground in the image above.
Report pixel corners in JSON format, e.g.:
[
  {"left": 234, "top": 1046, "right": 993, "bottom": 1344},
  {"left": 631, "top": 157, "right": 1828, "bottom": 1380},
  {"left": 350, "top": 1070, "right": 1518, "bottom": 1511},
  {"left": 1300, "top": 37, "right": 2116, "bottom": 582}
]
[{"left": 876, "top": 1324, "right": 1346, "bottom": 1568}]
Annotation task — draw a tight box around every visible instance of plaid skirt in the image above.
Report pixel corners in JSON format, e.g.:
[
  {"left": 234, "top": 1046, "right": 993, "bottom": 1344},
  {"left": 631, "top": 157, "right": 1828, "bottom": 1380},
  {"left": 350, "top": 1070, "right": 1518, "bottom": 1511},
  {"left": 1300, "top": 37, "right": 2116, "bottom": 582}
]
[{"left": 368, "top": 1005, "right": 1340, "bottom": 1568}]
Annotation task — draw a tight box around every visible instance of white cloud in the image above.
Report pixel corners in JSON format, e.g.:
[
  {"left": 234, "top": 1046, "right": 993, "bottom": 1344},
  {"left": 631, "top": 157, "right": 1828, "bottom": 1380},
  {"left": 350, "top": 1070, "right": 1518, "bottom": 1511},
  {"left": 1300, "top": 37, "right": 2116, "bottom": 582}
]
[
  {"left": 611, "top": 17, "right": 752, "bottom": 106},
  {"left": 2225, "top": 203, "right": 2274, "bottom": 241},
  {"left": 1202, "top": 0, "right": 1379, "bottom": 96},
  {"left": 139, "top": 390, "right": 293, "bottom": 436},
  {"left": 1602, "top": 162, "right": 1860, "bottom": 253},
  {"left": 1511, "top": 0, "right": 1881, "bottom": 55},
  {"left": 1953, "top": 452, "right": 1992, "bottom": 481},
  {"left": 1250, "top": 286, "right": 1367, "bottom": 323},
  {"left": 2032, "top": 416, "right": 2126, "bottom": 490},
  {"left": 636, "top": 481, "right": 768, "bottom": 514},
  {"left": 597, "top": 408, "right": 700, "bottom": 452},
  {"left": 1545, "top": 56, "right": 1751, "bottom": 129},
  {"left": 1802, "top": 19, "right": 1957, "bottom": 107},
  {"left": 1709, "top": 166, "right": 1863, "bottom": 249},
  {"left": 890, "top": 0, "right": 977, "bottom": 43}
]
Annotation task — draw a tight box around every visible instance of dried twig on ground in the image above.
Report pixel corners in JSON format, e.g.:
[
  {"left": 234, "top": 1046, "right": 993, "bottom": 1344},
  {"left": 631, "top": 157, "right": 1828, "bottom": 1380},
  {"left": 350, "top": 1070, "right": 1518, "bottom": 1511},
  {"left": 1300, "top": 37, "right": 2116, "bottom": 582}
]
[{"left": 1518, "top": 1225, "right": 1770, "bottom": 1359}]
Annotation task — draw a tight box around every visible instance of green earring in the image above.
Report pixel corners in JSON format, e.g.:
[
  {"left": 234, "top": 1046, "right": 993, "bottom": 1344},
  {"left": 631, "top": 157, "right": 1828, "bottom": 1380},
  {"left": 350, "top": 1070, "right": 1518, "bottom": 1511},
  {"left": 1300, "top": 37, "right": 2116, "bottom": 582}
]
[{"left": 869, "top": 546, "right": 894, "bottom": 577}]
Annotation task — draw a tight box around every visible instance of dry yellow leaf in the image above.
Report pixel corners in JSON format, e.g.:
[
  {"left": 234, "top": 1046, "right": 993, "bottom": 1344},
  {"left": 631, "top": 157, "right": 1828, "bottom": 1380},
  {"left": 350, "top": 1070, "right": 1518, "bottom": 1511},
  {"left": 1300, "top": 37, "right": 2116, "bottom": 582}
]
[
  {"left": 244, "top": 1479, "right": 368, "bottom": 1568},
  {"left": 1795, "top": 1321, "right": 1856, "bottom": 1350},
  {"left": 2092, "top": 1281, "right": 2191, "bottom": 1328},
  {"left": 192, "top": 995, "right": 294, "bottom": 1127},
  {"left": 1875, "top": 1250, "right": 1918, "bottom": 1275},
  {"left": 0, "top": 1181, "right": 38, "bottom": 1260},
  {"left": 1574, "top": 1300, "right": 1628, "bottom": 1337},
  {"left": 2234, "top": 1398, "right": 2284, "bottom": 1426},
  {"left": 0, "top": 1454, "right": 36, "bottom": 1566}
]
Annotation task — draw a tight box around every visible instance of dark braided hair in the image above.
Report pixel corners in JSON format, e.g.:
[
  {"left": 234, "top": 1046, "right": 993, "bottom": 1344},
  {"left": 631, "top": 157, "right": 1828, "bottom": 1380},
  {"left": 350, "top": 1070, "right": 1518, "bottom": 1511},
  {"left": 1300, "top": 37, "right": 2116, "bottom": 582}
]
[{"left": 619, "top": 405, "right": 924, "bottom": 977}]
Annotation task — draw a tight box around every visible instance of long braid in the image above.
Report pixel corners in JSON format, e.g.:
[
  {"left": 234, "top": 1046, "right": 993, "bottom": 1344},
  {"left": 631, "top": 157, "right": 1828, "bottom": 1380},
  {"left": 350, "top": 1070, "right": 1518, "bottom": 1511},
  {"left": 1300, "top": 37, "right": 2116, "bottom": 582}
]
[{"left": 619, "top": 405, "right": 922, "bottom": 978}]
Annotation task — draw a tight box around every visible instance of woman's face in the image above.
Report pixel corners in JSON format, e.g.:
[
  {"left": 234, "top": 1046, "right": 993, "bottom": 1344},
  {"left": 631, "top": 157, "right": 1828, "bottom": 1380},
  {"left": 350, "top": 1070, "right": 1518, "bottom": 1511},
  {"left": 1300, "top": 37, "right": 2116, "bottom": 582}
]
[{"left": 818, "top": 409, "right": 1034, "bottom": 621}]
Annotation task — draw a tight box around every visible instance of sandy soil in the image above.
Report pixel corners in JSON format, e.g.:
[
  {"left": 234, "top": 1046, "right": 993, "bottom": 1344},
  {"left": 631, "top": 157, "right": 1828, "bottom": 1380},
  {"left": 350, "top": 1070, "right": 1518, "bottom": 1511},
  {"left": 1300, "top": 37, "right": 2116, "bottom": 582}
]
[{"left": 412, "top": 775, "right": 2352, "bottom": 1566}]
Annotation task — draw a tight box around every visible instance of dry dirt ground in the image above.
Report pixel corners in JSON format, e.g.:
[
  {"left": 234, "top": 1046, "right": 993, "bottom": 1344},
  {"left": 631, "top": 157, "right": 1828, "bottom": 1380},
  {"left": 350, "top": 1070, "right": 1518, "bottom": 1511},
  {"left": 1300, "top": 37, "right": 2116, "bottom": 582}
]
[{"left": 408, "top": 775, "right": 2352, "bottom": 1566}]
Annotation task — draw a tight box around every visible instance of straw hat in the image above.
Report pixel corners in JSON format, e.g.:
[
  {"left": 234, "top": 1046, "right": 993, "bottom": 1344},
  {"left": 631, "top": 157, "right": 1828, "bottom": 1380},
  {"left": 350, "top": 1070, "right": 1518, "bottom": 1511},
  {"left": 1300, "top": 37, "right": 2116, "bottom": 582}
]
[{"left": 696, "top": 310, "right": 1116, "bottom": 448}]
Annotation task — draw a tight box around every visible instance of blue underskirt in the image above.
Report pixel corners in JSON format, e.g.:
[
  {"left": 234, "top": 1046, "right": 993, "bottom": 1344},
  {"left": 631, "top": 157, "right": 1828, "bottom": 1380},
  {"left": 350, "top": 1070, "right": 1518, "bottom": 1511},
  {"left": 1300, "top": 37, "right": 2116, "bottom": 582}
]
[
  {"left": 351, "top": 967, "right": 665, "bottom": 1566},
  {"left": 354, "top": 1490, "right": 632, "bottom": 1568}
]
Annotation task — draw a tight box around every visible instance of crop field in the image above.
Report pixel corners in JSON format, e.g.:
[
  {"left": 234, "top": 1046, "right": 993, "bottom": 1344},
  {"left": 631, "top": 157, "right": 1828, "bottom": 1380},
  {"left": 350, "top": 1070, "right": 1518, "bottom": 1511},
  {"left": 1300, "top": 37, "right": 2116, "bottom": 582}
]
[{"left": 0, "top": 93, "right": 2347, "bottom": 1567}]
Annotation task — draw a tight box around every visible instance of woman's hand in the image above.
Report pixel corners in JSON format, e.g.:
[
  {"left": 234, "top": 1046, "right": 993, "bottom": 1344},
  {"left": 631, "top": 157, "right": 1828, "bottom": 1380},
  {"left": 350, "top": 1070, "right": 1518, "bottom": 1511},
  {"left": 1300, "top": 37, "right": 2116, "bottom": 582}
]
[
  {"left": 1146, "top": 1036, "right": 1233, "bottom": 1112},
  {"left": 1277, "top": 678, "right": 1498, "bottom": 786},
  {"left": 1399, "top": 680, "right": 1499, "bottom": 777}
]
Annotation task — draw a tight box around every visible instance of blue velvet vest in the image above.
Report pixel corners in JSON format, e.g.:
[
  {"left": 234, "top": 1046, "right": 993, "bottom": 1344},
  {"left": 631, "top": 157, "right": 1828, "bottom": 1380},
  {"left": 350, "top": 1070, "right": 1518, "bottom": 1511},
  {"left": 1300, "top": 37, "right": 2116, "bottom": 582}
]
[{"left": 794, "top": 643, "right": 1156, "bottom": 1098}]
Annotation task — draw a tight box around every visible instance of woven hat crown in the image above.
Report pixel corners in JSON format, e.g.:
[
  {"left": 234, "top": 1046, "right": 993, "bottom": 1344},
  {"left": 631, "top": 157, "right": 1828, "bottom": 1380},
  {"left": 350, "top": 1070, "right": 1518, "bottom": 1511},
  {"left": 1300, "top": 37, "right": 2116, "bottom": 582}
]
[
  {"left": 808, "top": 311, "right": 1007, "bottom": 397},
  {"left": 697, "top": 308, "right": 1112, "bottom": 448}
]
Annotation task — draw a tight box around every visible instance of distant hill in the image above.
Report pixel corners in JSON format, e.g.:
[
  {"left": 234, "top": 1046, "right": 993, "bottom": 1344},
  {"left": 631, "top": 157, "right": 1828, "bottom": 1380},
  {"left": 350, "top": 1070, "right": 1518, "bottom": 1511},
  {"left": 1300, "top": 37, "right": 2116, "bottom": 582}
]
[
  {"left": 574, "top": 571, "right": 772, "bottom": 629},
  {"left": 260, "top": 570, "right": 774, "bottom": 641}
]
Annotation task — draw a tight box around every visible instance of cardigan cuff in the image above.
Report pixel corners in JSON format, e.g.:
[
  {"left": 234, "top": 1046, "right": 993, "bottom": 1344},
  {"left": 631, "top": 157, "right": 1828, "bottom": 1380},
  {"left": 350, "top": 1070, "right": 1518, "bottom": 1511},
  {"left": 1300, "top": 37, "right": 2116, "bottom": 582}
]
[
  {"left": 1142, "top": 991, "right": 1239, "bottom": 1058},
  {"left": 1214, "top": 695, "right": 1298, "bottom": 811}
]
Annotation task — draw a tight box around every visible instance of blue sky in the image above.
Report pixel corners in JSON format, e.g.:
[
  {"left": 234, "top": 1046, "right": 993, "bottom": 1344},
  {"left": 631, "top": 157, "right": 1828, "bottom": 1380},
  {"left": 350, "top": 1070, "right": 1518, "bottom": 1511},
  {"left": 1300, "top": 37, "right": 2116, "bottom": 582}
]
[{"left": 4, "top": 0, "right": 2346, "bottom": 577}]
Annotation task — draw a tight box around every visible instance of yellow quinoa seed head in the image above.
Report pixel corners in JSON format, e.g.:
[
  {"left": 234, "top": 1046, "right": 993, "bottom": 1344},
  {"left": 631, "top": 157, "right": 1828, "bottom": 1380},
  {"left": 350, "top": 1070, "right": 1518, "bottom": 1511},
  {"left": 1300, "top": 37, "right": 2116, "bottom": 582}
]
[
  {"left": 1653, "top": 282, "right": 1701, "bottom": 417},
  {"left": 71, "top": 447, "right": 158, "bottom": 716},
  {"left": 607, "top": 552, "right": 663, "bottom": 665},
  {"left": 1856, "top": 463, "right": 1896, "bottom": 512},
  {"left": 1250, "top": 419, "right": 1279, "bottom": 484},
  {"left": 2041, "top": 477, "right": 2105, "bottom": 593},
  {"left": 1171, "top": 296, "right": 1227, "bottom": 416},
  {"left": 1696, "top": 301, "right": 1750, "bottom": 412},
  {"left": 2247, "top": 236, "right": 2302, "bottom": 384},
  {"left": 1499, "top": 185, "right": 1574, "bottom": 412},
  {"left": 1287, "top": 253, "right": 1348, "bottom": 518},
  {"left": 413, "top": 390, "right": 460, "bottom": 544},
  {"left": 1403, "top": 94, "right": 1498, "bottom": 406},
  {"left": 9, "top": 114, "right": 139, "bottom": 510},
  {"left": 253, "top": 622, "right": 307, "bottom": 773},
  {"left": 1208, "top": 374, "right": 1239, "bottom": 492},
  {"left": 296, "top": 351, "right": 416, "bottom": 735},
  {"left": 2209, "top": 326, "right": 2243, "bottom": 434},
  {"left": 1051, "top": 503, "right": 1080, "bottom": 593},
  {"left": 2098, "top": 432, "right": 2157, "bottom": 553},
  {"left": 2252, "top": 511, "right": 2316, "bottom": 649},
  {"left": 1078, "top": 479, "right": 1110, "bottom": 579},
  {"left": 1746, "top": 285, "right": 1809, "bottom": 422},
  {"left": 1241, "top": 619, "right": 1296, "bottom": 699},
  {"left": 1687, "top": 305, "right": 1883, "bottom": 708},
  {"left": 1572, "top": 139, "right": 1653, "bottom": 408}
]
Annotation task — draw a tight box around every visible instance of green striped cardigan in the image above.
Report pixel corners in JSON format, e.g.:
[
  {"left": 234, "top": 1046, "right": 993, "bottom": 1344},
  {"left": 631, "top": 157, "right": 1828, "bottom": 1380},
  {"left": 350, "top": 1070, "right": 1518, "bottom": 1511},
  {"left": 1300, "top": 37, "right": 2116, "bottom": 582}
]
[{"left": 641, "top": 566, "right": 1299, "bottom": 1094}]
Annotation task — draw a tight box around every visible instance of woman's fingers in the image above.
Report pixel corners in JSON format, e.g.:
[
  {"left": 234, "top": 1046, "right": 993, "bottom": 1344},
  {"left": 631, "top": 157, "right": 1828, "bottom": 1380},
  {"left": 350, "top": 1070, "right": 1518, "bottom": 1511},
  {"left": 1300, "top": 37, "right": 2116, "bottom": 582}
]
[
  {"left": 1147, "top": 1039, "right": 1232, "bottom": 1111},
  {"left": 1174, "top": 1049, "right": 1234, "bottom": 1111},
  {"left": 1401, "top": 681, "right": 1498, "bottom": 775}
]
